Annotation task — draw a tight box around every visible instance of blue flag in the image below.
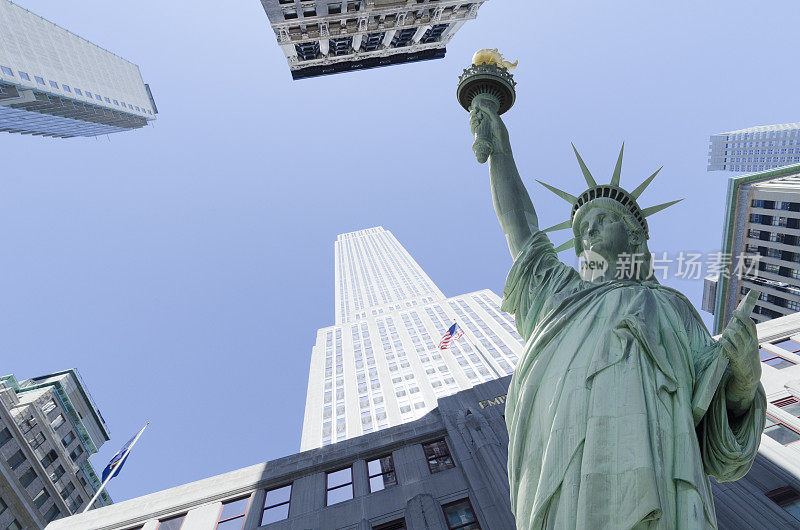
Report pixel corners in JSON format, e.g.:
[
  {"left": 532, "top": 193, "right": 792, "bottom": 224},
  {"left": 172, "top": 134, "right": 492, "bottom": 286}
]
[{"left": 101, "top": 427, "right": 143, "bottom": 482}]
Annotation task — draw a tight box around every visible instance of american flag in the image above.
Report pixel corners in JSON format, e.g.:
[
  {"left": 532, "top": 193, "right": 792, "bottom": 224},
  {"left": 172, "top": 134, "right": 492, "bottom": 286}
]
[{"left": 438, "top": 323, "right": 464, "bottom": 350}]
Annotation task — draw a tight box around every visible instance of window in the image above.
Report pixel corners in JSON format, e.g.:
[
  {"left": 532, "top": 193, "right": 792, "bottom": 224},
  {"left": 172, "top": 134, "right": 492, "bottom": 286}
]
[
  {"left": 44, "top": 504, "right": 60, "bottom": 523},
  {"left": 766, "top": 486, "right": 800, "bottom": 521},
  {"left": 35, "top": 76, "right": 45, "bottom": 85},
  {"left": 42, "top": 400, "right": 57, "bottom": 415},
  {"left": 41, "top": 450, "right": 57, "bottom": 468},
  {"left": 765, "top": 414, "right": 800, "bottom": 445},
  {"left": 33, "top": 488, "right": 49, "bottom": 509},
  {"left": 328, "top": 3, "right": 342, "bottom": 14},
  {"left": 367, "top": 455, "right": 397, "bottom": 492},
  {"left": 216, "top": 496, "right": 248, "bottom": 529},
  {"left": 19, "top": 467, "right": 37, "bottom": 487},
  {"left": 105, "top": 97, "right": 111, "bottom": 103},
  {"left": 157, "top": 514, "right": 185, "bottom": 529},
  {"left": 374, "top": 519, "right": 406, "bottom": 530},
  {"left": 7, "top": 450, "right": 25, "bottom": 470},
  {"left": 51, "top": 465, "right": 65, "bottom": 482},
  {"left": 760, "top": 348, "right": 796, "bottom": 369},
  {"left": 0, "top": 497, "right": 6, "bottom": 515},
  {"left": 95, "top": 94, "right": 102, "bottom": 100},
  {"left": 7, "top": 521, "right": 21, "bottom": 530},
  {"left": 113, "top": 99, "right": 119, "bottom": 105},
  {"left": 422, "top": 439, "right": 454, "bottom": 473},
  {"left": 774, "top": 339, "right": 800, "bottom": 353},
  {"left": 0, "top": 427, "right": 12, "bottom": 447},
  {"left": 773, "top": 397, "right": 800, "bottom": 417},
  {"left": 1, "top": 66, "right": 13, "bottom": 76},
  {"left": 60, "top": 482, "right": 75, "bottom": 498},
  {"left": 49, "top": 80, "right": 59, "bottom": 89},
  {"left": 75, "top": 88, "right": 82, "bottom": 95},
  {"left": 51, "top": 414, "right": 65, "bottom": 429},
  {"left": 18, "top": 71, "right": 30, "bottom": 81},
  {"left": 326, "top": 467, "right": 354, "bottom": 505},
  {"left": 85, "top": 91, "right": 92, "bottom": 98},
  {"left": 69, "top": 445, "right": 84, "bottom": 461},
  {"left": 63, "top": 85, "right": 71, "bottom": 93},
  {"left": 62, "top": 431, "right": 76, "bottom": 447},
  {"left": 262, "top": 484, "right": 291, "bottom": 525},
  {"left": 442, "top": 499, "right": 480, "bottom": 529},
  {"left": 69, "top": 496, "right": 82, "bottom": 513}
]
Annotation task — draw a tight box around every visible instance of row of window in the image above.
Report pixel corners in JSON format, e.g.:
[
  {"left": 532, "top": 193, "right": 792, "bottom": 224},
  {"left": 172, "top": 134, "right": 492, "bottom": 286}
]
[
  {"left": 750, "top": 214, "right": 800, "bottom": 229},
  {"left": 727, "top": 161, "right": 800, "bottom": 172},
  {"left": 152, "top": 495, "right": 478, "bottom": 530},
  {"left": 145, "top": 439, "right": 459, "bottom": 529},
  {"left": 759, "top": 339, "right": 800, "bottom": 370},
  {"left": 0, "top": 65, "right": 151, "bottom": 116},
  {"left": 752, "top": 200, "right": 800, "bottom": 212},
  {"left": 293, "top": 24, "right": 448, "bottom": 61},
  {"left": 0, "top": 497, "right": 23, "bottom": 530}
]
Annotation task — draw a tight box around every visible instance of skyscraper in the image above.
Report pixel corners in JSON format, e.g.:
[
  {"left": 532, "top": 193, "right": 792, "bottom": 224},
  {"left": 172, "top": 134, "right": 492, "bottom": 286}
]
[
  {"left": 0, "top": 0, "right": 157, "bottom": 138},
  {"left": 708, "top": 123, "right": 800, "bottom": 172},
  {"left": 0, "top": 369, "right": 111, "bottom": 529},
  {"left": 703, "top": 163, "right": 800, "bottom": 333},
  {"left": 259, "top": 0, "right": 488, "bottom": 80},
  {"left": 301, "top": 227, "right": 524, "bottom": 450}
]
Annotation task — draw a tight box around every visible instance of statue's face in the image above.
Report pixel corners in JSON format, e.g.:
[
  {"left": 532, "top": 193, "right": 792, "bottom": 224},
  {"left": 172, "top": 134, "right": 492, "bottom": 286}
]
[{"left": 577, "top": 206, "right": 634, "bottom": 263}]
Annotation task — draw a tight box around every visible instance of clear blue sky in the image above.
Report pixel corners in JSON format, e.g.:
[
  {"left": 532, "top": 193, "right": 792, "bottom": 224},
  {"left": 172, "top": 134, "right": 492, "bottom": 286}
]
[{"left": 3, "top": 0, "right": 798, "bottom": 504}]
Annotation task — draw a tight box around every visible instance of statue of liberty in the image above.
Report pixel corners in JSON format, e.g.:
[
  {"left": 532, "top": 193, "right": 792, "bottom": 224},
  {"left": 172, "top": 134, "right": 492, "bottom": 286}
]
[{"left": 467, "top": 91, "right": 767, "bottom": 528}]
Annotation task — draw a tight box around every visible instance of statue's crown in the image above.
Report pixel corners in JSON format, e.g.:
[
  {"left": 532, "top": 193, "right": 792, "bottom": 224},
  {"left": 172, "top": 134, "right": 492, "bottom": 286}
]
[{"left": 539, "top": 144, "right": 683, "bottom": 253}]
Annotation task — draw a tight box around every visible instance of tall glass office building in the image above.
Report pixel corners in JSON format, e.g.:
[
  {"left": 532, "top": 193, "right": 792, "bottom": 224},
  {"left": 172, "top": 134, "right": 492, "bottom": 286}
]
[
  {"left": 0, "top": 0, "right": 157, "bottom": 138},
  {"left": 301, "top": 227, "right": 524, "bottom": 450},
  {"left": 708, "top": 123, "right": 800, "bottom": 172}
]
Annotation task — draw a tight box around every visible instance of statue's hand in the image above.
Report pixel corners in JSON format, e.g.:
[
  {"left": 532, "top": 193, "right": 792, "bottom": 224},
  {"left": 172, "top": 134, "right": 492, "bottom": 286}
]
[
  {"left": 719, "top": 290, "right": 761, "bottom": 414},
  {"left": 468, "top": 94, "right": 511, "bottom": 163}
]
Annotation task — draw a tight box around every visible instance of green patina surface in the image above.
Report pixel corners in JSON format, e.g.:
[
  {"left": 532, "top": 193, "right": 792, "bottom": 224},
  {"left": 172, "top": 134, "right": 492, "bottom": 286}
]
[
  {"left": 81, "top": 461, "right": 113, "bottom": 506},
  {"left": 713, "top": 163, "right": 800, "bottom": 334},
  {"left": 17, "top": 379, "right": 100, "bottom": 456}
]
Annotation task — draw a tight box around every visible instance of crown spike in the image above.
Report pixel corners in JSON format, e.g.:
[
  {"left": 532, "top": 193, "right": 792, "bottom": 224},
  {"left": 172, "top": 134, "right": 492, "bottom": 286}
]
[
  {"left": 571, "top": 143, "right": 596, "bottom": 187},
  {"left": 542, "top": 219, "right": 572, "bottom": 232},
  {"left": 610, "top": 142, "right": 624, "bottom": 187},
  {"left": 554, "top": 238, "right": 576, "bottom": 252},
  {"left": 536, "top": 180, "right": 577, "bottom": 204},
  {"left": 642, "top": 198, "right": 683, "bottom": 218},
  {"left": 630, "top": 166, "right": 662, "bottom": 199}
]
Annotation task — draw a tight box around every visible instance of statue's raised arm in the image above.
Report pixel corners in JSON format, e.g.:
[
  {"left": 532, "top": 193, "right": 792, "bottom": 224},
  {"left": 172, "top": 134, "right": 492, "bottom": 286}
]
[{"left": 469, "top": 94, "right": 538, "bottom": 259}]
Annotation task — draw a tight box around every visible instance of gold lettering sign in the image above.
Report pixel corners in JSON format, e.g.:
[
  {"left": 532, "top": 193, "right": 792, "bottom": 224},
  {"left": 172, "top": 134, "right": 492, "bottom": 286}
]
[{"left": 478, "top": 394, "right": 507, "bottom": 408}]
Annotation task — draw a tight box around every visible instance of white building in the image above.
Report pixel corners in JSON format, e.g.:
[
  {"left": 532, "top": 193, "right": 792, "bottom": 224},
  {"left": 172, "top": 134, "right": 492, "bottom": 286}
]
[
  {"left": 703, "top": 164, "right": 800, "bottom": 333},
  {"left": 301, "top": 227, "right": 524, "bottom": 450},
  {"left": 0, "top": 0, "right": 157, "bottom": 138},
  {"left": 259, "top": 0, "right": 488, "bottom": 80},
  {"left": 0, "top": 369, "right": 112, "bottom": 529},
  {"left": 753, "top": 312, "right": 800, "bottom": 519},
  {"left": 708, "top": 123, "right": 800, "bottom": 172}
]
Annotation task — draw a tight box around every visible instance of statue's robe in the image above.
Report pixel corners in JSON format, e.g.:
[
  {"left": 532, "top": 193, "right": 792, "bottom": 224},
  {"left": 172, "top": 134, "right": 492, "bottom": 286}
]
[{"left": 502, "top": 232, "right": 766, "bottom": 529}]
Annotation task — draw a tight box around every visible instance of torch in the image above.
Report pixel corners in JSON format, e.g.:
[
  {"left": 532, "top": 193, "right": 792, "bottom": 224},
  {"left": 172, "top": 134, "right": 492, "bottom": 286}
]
[{"left": 457, "top": 49, "right": 517, "bottom": 163}]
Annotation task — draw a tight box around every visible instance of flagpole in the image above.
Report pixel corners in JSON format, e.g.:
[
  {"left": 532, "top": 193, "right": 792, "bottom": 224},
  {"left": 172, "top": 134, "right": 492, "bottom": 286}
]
[
  {"left": 450, "top": 321, "right": 504, "bottom": 379},
  {"left": 82, "top": 422, "right": 149, "bottom": 514}
]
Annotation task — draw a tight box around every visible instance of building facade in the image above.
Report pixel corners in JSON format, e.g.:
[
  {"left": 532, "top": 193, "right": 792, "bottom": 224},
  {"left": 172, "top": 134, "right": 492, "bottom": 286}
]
[
  {"left": 703, "top": 164, "right": 800, "bottom": 333},
  {"left": 0, "top": 369, "right": 112, "bottom": 529},
  {"left": 301, "top": 227, "right": 524, "bottom": 450},
  {"left": 44, "top": 312, "right": 800, "bottom": 529},
  {"left": 708, "top": 123, "right": 800, "bottom": 172},
  {"left": 0, "top": 0, "right": 157, "bottom": 138},
  {"left": 259, "top": 0, "right": 488, "bottom": 80}
]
